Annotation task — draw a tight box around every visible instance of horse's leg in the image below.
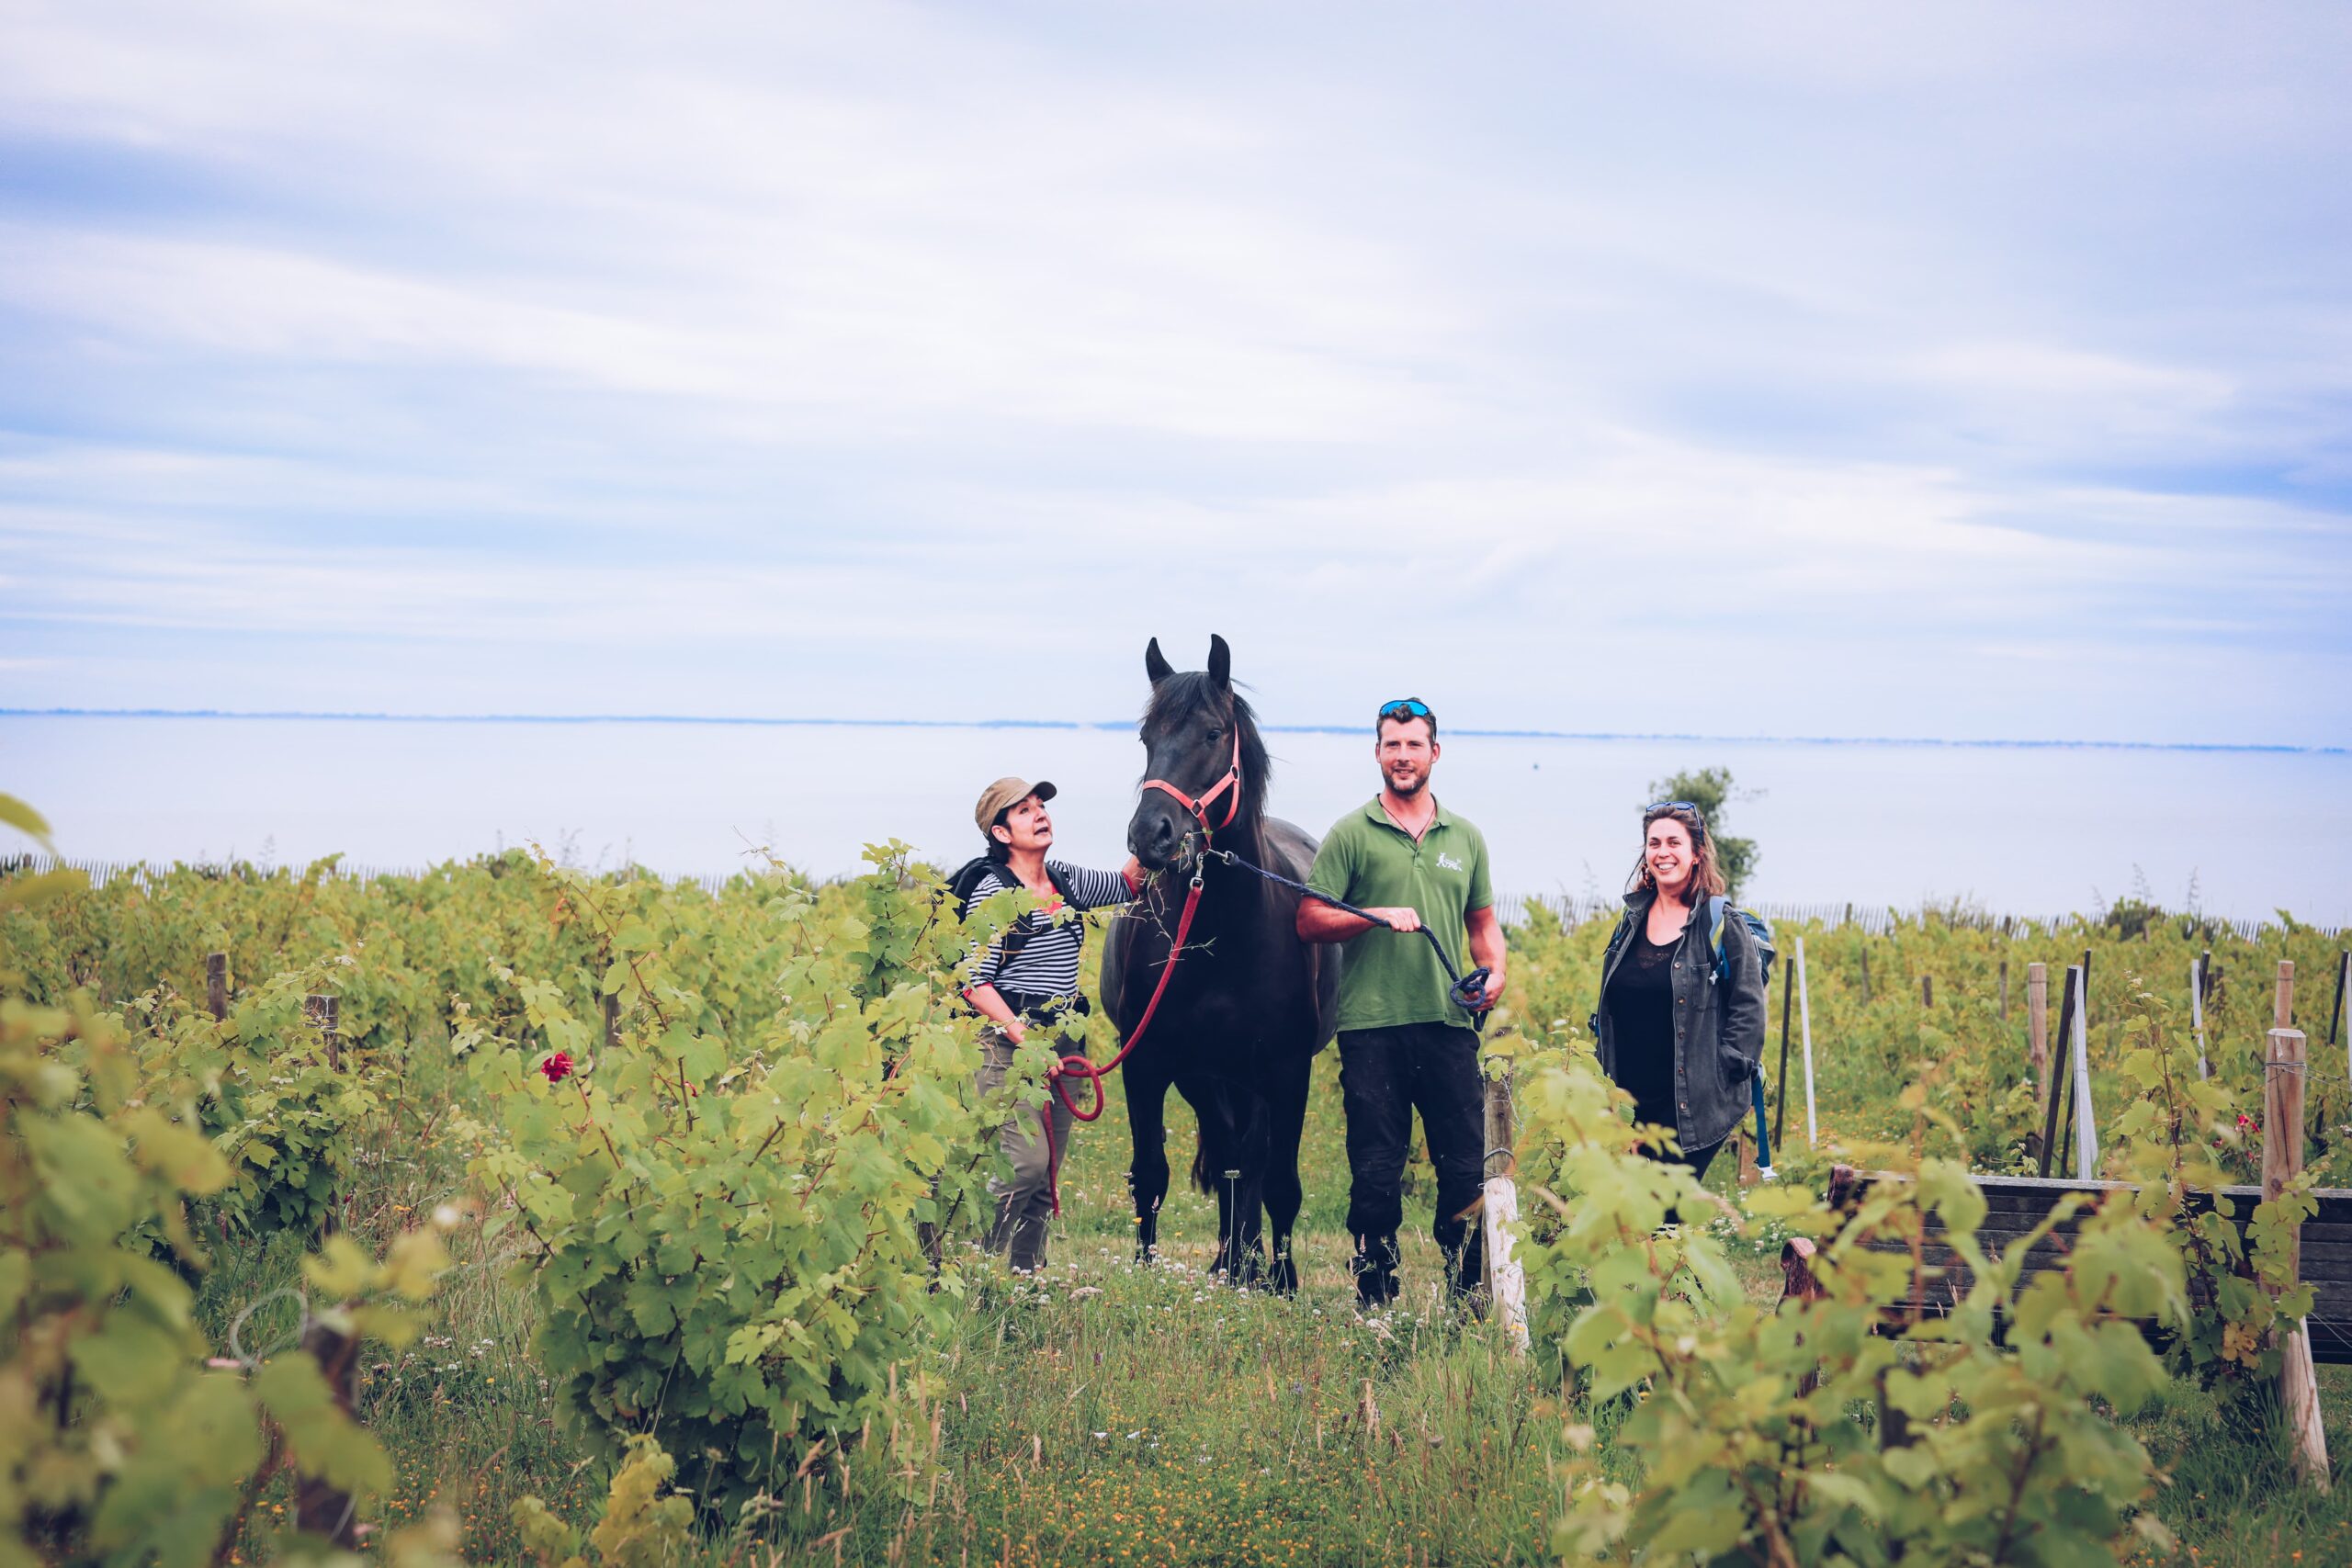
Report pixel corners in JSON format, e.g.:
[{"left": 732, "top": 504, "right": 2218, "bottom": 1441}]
[
  {"left": 1192, "top": 1078, "right": 1239, "bottom": 1278},
  {"left": 1126, "top": 1064, "right": 1172, "bottom": 1263},
  {"left": 1262, "top": 1051, "right": 1313, "bottom": 1295},
  {"left": 1230, "top": 1086, "right": 1273, "bottom": 1287}
]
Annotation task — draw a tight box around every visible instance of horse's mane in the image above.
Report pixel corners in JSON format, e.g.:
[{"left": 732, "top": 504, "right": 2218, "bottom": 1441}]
[{"left": 1141, "top": 672, "right": 1272, "bottom": 826}]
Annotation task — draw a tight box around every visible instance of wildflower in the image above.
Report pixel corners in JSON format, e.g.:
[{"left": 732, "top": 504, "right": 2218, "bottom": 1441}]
[{"left": 541, "top": 1051, "right": 574, "bottom": 1084}]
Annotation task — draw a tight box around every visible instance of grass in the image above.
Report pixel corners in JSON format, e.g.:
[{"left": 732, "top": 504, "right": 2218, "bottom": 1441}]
[{"left": 187, "top": 1047, "right": 2352, "bottom": 1566}]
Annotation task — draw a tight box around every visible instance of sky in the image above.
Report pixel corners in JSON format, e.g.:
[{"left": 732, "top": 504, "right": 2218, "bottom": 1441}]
[{"left": 2, "top": 2, "right": 2348, "bottom": 746}]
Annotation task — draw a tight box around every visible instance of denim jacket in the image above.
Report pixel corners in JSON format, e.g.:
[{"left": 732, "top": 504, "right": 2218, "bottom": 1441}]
[{"left": 1592, "top": 887, "right": 1769, "bottom": 1153}]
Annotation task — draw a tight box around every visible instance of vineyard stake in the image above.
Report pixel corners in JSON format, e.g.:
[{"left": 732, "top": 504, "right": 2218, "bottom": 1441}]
[
  {"left": 2329, "top": 951, "right": 2347, "bottom": 1050},
  {"left": 2069, "top": 969, "right": 2098, "bottom": 1181},
  {"left": 2190, "top": 955, "right": 2210, "bottom": 1081},
  {"left": 294, "top": 1311, "right": 364, "bottom": 1545},
  {"left": 2276, "top": 960, "right": 2295, "bottom": 1032},
  {"left": 207, "top": 951, "right": 228, "bottom": 1021},
  {"left": 304, "top": 994, "right": 343, "bottom": 1237},
  {"left": 2080, "top": 946, "right": 2093, "bottom": 1043},
  {"left": 1479, "top": 1072, "right": 1528, "bottom": 1354},
  {"left": 1796, "top": 937, "right": 1817, "bottom": 1147},
  {"left": 304, "top": 993, "right": 341, "bottom": 1073},
  {"left": 1858, "top": 944, "right": 1872, "bottom": 1005},
  {"left": 2263, "top": 1024, "right": 2330, "bottom": 1489},
  {"left": 1999, "top": 959, "right": 2009, "bottom": 1022},
  {"left": 2026, "top": 962, "right": 2048, "bottom": 1106},
  {"left": 2036, "top": 968, "right": 2077, "bottom": 1180},
  {"left": 1920, "top": 975, "right": 1933, "bottom": 1009},
  {"left": 1774, "top": 953, "right": 1794, "bottom": 1148}
]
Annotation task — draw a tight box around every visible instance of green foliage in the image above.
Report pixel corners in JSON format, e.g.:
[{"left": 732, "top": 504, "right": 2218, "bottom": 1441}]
[
  {"left": 2105, "top": 985, "right": 2317, "bottom": 1392},
  {"left": 0, "top": 997, "right": 446, "bottom": 1568},
  {"left": 1513, "top": 1045, "right": 2182, "bottom": 1565},
  {"left": 513, "top": 1436, "right": 691, "bottom": 1568},
  {"left": 1645, "top": 765, "right": 1758, "bottom": 900},
  {"left": 456, "top": 843, "right": 1000, "bottom": 1517}
]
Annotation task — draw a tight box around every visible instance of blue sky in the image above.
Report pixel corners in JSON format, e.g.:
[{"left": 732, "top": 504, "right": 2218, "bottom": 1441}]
[{"left": 3, "top": 2, "right": 2348, "bottom": 745}]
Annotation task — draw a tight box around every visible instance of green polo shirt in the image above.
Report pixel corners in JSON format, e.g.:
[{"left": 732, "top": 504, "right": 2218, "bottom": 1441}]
[{"left": 1306, "top": 796, "right": 1493, "bottom": 1033}]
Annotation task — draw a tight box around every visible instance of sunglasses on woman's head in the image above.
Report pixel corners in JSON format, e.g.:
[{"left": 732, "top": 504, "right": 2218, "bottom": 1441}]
[
  {"left": 1645, "top": 801, "right": 1706, "bottom": 838},
  {"left": 1378, "top": 698, "right": 1432, "bottom": 721}
]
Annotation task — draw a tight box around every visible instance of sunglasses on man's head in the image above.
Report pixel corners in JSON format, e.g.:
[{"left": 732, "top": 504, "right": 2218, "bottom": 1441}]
[{"left": 1377, "top": 698, "right": 1432, "bottom": 721}]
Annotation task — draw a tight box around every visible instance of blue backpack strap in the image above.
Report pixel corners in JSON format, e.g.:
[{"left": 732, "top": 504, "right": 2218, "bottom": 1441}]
[{"left": 1708, "top": 894, "right": 1731, "bottom": 984}]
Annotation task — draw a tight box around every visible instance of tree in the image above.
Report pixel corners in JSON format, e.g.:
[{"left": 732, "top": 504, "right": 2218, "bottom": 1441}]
[{"left": 1645, "top": 765, "right": 1758, "bottom": 902}]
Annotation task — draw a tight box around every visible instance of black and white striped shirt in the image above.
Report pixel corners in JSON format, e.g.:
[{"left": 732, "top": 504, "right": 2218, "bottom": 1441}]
[{"left": 964, "top": 862, "right": 1136, "bottom": 997}]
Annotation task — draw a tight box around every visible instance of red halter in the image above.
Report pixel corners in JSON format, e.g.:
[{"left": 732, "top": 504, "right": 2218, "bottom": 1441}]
[{"left": 1140, "top": 728, "right": 1242, "bottom": 840}]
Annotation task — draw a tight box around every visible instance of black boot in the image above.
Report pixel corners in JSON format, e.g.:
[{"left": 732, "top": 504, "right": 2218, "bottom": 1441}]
[{"left": 1351, "top": 1232, "right": 1401, "bottom": 1309}]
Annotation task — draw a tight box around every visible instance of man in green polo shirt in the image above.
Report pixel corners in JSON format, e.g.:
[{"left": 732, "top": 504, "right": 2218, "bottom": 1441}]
[{"left": 1297, "top": 697, "right": 1506, "bottom": 1308}]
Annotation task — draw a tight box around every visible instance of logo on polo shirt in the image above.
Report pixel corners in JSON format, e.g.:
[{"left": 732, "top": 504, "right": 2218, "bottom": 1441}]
[{"left": 1437, "top": 852, "right": 1463, "bottom": 871}]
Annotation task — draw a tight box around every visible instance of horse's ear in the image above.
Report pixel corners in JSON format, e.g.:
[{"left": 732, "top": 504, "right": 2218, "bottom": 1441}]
[
  {"left": 1206, "top": 634, "right": 1231, "bottom": 689},
  {"left": 1145, "top": 638, "right": 1175, "bottom": 686}
]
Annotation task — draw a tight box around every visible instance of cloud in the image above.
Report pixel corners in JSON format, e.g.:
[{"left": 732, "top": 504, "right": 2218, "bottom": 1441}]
[{"left": 0, "top": 0, "right": 2346, "bottom": 744}]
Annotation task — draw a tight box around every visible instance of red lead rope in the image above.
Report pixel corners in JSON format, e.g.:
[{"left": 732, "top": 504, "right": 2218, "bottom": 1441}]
[
  {"left": 1020, "top": 726, "right": 1236, "bottom": 1217},
  {"left": 1033, "top": 873, "right": 1204, "bottom": 1215}
]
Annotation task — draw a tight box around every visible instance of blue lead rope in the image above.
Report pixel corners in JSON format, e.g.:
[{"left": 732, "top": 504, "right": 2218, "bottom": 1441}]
[{"left": 1750, "top": 1071, "right": 1773, "bottom": 1177}]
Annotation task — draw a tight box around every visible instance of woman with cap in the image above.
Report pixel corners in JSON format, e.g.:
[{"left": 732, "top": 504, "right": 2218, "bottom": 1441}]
[
  {"left": 962, "top": 775, "right": 1147, "bottom": 1270},
  {"left": 1592, "top": 800, "right": 1766, "bottom": 1186}
]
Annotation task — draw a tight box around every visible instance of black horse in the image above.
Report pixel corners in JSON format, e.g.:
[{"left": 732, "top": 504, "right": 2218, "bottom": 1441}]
[{"left": 1099, "top": 635, "right": 1338, "bottom": 1289}]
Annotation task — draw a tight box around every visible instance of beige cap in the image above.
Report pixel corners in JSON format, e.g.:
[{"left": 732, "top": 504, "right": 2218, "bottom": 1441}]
[{"left": 974, "top": 776, "right": 1057, "bottom": 838}]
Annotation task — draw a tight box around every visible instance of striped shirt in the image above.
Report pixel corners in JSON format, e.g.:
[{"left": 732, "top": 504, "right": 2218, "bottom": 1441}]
[{"left": 963, "top": 861, "right": 1136, "bottom": 998}]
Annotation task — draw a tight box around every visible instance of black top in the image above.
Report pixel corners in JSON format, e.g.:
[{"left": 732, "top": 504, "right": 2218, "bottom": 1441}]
[{"left": 1603, "top": 924, "right": 1679, "bottom": 1131}]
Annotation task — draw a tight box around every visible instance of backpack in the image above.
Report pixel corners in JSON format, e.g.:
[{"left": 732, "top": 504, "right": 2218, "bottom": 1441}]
[
  {"left": 945, "top": 856, "right": 1077, "bottom": 969},
  {"left": 1705, "top": 895, "right": 1777, "bottom": 993}
]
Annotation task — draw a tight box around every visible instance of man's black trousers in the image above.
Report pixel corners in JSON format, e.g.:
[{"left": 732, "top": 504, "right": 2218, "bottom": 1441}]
[{"left": 1337, "top": 1021, "right": 1485, "bottom": 1302}]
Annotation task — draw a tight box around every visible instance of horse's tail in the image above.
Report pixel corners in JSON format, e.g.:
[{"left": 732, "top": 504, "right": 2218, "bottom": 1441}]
[{"left": 1191, "top": 1136, "right": 1213, "bottom": 1194}]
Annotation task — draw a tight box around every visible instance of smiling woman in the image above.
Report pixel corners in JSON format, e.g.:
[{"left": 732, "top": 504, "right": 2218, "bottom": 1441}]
[{"left": 1589, "top": 799, "right": 1766, "bottom": 1182}]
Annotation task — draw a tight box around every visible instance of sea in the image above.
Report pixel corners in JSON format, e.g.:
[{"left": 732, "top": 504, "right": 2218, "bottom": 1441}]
[{"left": 4, "top": 714, "right": 2346, "bottom": 927}]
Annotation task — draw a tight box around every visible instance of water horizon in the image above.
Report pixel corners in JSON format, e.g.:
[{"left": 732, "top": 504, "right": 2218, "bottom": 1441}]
[{"left": 7, "top": 707, "right": 2343, "bottom": 757}]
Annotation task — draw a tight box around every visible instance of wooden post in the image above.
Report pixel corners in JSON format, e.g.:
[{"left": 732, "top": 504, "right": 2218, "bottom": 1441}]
[
  {"left": 2276, "top": 960, "right": 2296, "bottom": 1032},
  {"left": 1479, "top": 1073, "right": 1528, "bottom": 1353},
  {"left": 601, "top": 988, "right": 620, "bottom": 1050},
  {"left": 1774, "top": 955, "right": 1794, "bottom": 1147},
  {"left": 2264, "top": 1024, "right": 2330, "bottom": 1489},
  {"left": 1796, "top": 938, "right": 1818, "bottom": 1146},
  {"left": 1919, "top": 975, "right": 1933, "bottom": 1009},
  {"left": 1858, "top": 946, "right": 1872, "bottom": 1005},
  {"left": 1999, "top": 959, "right": 2009, "bottom": 1022},
  {"left": 293, "top": 1313, "right": 363, "bottom": 1544},
  {"left": 303, "top": 994, "right": 341, "bottom": 1072},
  {"left": 206, "top": 952, "right": 228, "bottom": 1021},
  {"left": 2190, "top": 956, "right": 2211, "bottom": 1081},
  {"left": 2026, "top": 962, "right": 2049, "bottom": 1102}
]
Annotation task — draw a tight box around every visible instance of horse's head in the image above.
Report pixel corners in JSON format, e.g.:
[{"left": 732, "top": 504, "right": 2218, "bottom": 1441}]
[{"left": 1128, "top": 634, "right": 1268, "bottom": 871}]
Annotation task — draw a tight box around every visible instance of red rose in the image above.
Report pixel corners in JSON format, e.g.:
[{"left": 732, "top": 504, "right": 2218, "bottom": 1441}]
[{"left": 541, "top": 1051, "right": 574, "bottom": 1084}]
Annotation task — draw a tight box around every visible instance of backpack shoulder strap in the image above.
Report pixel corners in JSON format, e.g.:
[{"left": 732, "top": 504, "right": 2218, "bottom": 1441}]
[
  {"left": 1708, "top": 895, "right": 1731, "bottom": 984},
  {"left": 1042, "top": 861, "right": 1077, "bottom": 905}
]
